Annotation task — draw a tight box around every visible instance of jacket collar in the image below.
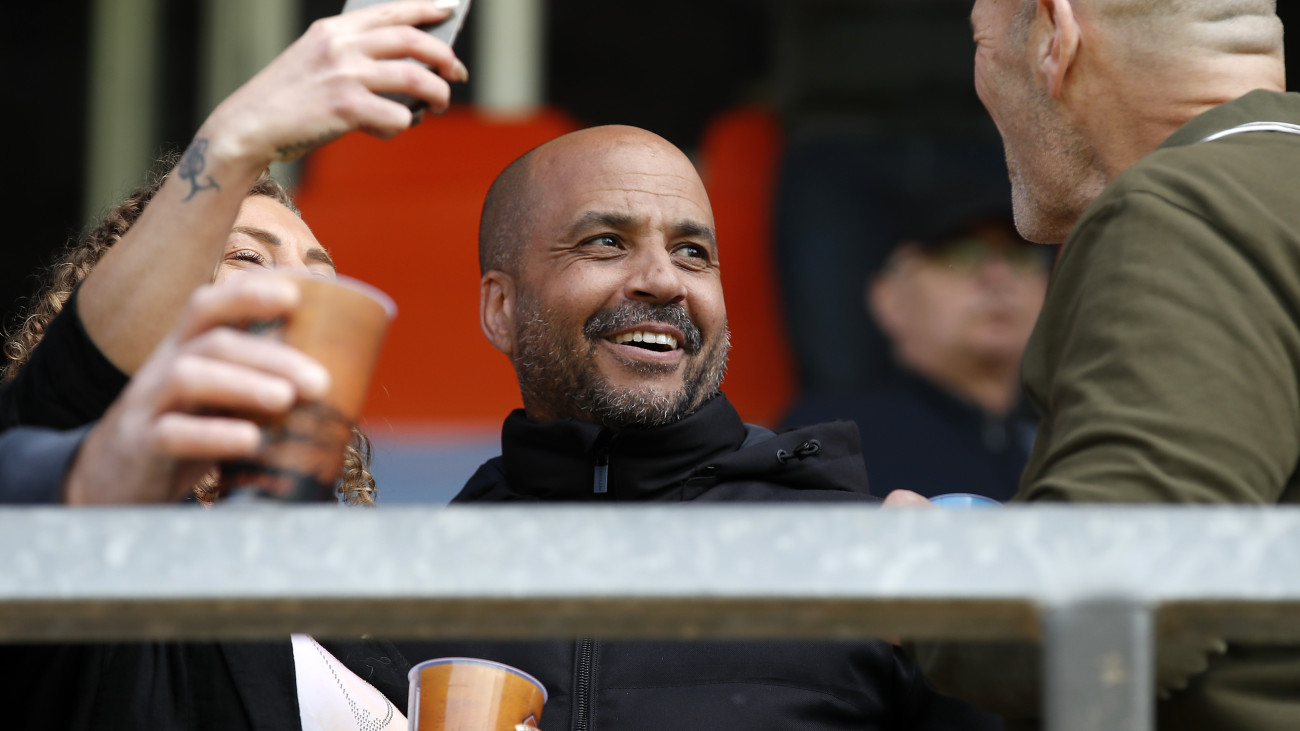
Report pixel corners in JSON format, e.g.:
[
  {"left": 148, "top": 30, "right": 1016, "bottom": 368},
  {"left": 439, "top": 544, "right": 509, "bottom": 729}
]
[
  {"left": 499, "top": 394, "right": 748, "bottom": 500},
  {"left": 1160, "top": 89, "right": 1300, "bottom": 150}
]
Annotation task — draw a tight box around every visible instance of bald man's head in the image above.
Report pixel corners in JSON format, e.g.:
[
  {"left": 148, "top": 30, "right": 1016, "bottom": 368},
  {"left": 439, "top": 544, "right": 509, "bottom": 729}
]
[
  {"left": 972, "top": 0, "right": 1284, "bottom": 242},
  {"left": 479, "top": 126, "right": 716, "bottom": 277},
  {"left": 1090, "top": 0, "right": 1283, "bottom": 62},
  {"left": 476, "top": 125, "right": 728, "bottom": 428},
  {"left": 479, "top": 148, "right": 538, "bottom": 276}
]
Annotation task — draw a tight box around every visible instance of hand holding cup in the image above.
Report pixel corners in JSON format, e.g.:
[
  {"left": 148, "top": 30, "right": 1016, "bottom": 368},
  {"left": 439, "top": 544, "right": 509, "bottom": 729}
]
[{"left": 217, "top": 272, "right": 395, "bottom": 502}]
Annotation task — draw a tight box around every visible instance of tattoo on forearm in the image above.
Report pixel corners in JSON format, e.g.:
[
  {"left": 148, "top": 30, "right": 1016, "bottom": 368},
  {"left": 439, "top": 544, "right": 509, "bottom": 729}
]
[
  {"left": 178, "top": 138, "right": 221, "bottom": 201},
  {"left": 275, "top": 130, "right": 344, "bottom": 162}
]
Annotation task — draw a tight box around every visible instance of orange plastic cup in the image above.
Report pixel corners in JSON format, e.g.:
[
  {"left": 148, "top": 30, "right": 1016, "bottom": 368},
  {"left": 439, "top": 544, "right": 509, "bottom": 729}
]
[
  {"left": 407, "top": 657, "right": 547, "bottom": 731},
  {"left": 217, "top": 273, "right": 396, "bottom": 502}
]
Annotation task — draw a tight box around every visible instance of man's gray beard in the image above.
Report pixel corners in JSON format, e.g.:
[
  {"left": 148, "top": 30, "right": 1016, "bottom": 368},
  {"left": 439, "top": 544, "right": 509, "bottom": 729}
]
[{"left": 512, "top": 297, "right": 729, "bottom": 429}]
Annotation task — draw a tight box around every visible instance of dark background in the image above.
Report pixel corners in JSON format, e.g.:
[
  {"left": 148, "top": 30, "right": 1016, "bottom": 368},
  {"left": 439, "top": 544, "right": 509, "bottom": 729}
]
[{"left": 3, "top": 1, "right": 1297, "bottom": 339}]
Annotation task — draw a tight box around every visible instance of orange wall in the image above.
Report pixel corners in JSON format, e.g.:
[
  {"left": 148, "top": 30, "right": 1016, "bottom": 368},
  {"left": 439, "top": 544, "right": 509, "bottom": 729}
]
[
  {"left": 698, "top": 107, "right": 795, "bottom": 427},
  {"left": 294, "top": 106, "right": 796, "bottom": 431},
  {"left": 294, "top": 108, "right": 580, "bottom": 431}
]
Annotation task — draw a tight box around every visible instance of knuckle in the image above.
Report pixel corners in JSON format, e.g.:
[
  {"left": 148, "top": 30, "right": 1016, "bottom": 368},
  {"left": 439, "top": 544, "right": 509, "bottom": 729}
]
[
  {"left": 396, "top": 25, "right": 427, "bottom": 46},
  {"left": 372, "top": 4, "right": 402, "bottom": 23},
  {"left": 192, "top": 326, "right": 238, "bottom": 355},
  {"left": 396, "top": 61, "right": 425, "bottom": 87},
  {"left": 330, "top": 92, "right": 366, "bottom": 123},
  {"left": 321, "top": 33, "right": 351, "bottom": 64},
  {"left": 307, "top": 16, "right": 338, "bottom": 38},
  {"left": 169, "top": 352, "right": 206, "bottom": 384}
]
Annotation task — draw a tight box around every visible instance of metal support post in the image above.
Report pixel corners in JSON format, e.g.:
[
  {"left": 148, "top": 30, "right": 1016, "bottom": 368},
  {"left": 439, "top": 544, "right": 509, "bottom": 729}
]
[{"left": 1044, "top": 599, "right": 1154, "bottom": 731}]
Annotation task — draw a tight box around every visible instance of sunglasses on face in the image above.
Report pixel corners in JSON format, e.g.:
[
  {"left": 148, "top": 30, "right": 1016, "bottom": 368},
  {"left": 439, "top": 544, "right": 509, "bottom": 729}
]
[{"left": 922, "top": 236, "right": 1052, "bottom": 273}]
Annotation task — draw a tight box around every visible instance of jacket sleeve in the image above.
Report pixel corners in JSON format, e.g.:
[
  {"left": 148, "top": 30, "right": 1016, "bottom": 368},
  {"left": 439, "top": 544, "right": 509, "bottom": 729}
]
[
  {"left": 1018, "top": 190, "right": 1300, "bottom": 505},
  {"left": 0, "top": 289, "right": 129, "bottom": 431},
  {"left": 0, "top": 424, "right": 94, "bottom": 503}
]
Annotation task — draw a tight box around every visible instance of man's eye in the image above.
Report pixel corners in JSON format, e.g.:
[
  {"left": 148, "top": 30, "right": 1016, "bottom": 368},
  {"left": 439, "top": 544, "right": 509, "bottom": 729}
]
[
  {"left": 581, "top": 234, "right": 621, "bottom": 248},
  {"left": 675, "top": 243, "right": 709, "bottom": 261}
]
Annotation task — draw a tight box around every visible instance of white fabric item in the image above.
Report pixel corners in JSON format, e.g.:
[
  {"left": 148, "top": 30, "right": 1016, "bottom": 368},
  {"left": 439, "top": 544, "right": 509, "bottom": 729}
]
[{"left": 291, "top": 634, "right": 408, "bottom": 731}]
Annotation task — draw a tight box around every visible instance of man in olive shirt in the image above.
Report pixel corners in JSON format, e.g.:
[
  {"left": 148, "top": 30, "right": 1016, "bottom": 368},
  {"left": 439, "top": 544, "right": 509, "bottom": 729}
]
[{"left": 891, "top": 0, "right": 1300, "bottom": 728}]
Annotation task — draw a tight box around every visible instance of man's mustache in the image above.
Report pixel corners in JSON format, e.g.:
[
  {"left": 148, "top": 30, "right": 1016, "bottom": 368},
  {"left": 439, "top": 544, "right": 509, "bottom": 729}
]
[{"left": 583, "top": 302, "right": 704, "bottom": 354}]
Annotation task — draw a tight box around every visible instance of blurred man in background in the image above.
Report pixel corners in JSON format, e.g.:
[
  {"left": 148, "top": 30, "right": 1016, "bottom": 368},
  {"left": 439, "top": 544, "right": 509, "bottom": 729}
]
[
  {"left": 771, "top": 0, "right": 1007, "bottom": 396},
  {"left": 784, "top": 191, "right": 1048, "bottom": 501}
]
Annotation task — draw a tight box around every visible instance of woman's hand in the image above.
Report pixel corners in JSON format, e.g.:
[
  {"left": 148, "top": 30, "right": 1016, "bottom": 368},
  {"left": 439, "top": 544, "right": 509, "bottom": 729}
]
[
  {"left": 199, "top": 0, "right": 469, "bottom": 170},
  {"left": 65, "top": 277, "right": 330, "bottom": 504}
]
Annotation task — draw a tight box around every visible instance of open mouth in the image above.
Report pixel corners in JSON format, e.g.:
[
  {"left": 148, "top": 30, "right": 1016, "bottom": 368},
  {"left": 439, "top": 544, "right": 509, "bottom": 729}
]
[{"left": 609, "top": 330, "right": 680, "bottom": 353}]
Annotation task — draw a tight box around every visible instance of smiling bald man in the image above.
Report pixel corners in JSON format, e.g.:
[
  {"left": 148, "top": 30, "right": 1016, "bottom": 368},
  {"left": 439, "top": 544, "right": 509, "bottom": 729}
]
[{"left": 394, "top": 126, "right": 1001, "bottom": 731}]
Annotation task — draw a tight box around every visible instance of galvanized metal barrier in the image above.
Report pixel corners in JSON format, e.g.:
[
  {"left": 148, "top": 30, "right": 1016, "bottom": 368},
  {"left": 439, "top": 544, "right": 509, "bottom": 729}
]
[{"left": 2, "top": 505, "right": 1298, "bottom": 730}]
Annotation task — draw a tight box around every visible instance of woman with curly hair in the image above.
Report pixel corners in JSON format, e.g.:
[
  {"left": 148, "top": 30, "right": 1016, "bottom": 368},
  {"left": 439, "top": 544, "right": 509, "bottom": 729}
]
[
  {"left": 0, "top": 0, "right": 465, "bottom": 509},
  {"left": 2, "top": 160, "right": 377, "bottom": 505},
  {"left": 0, "top": 2, "right": 469, "bottom": 729}
]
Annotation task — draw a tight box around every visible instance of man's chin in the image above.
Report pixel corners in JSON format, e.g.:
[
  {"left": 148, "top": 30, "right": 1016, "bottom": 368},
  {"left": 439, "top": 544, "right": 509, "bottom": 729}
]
[
  {"left": 596, "top": 370, "right": 687, "bottom": 396},
  {"left": 583, "top": 379, "right": 701, "bottom": 429}
]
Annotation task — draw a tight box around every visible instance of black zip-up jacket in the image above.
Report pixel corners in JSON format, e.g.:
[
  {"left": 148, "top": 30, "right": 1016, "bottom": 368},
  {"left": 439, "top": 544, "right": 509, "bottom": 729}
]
[{"left": 396, "top": 395, "right": 1001, "bottom": 730}]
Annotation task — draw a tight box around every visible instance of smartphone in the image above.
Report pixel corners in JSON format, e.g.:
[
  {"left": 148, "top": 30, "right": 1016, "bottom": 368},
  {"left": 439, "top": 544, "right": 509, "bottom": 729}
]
[{"left": 341, "top": 0, "right": 473, "bottom": 110}]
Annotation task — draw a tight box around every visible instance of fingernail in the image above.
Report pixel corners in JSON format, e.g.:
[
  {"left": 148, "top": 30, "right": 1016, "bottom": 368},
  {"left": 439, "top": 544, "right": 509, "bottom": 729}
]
[
  {"left": 452, "top": 59, "right": 470, "bottom": 83},
  {"left": 433, "top": 0, "right": 460, "bottom": 9}
]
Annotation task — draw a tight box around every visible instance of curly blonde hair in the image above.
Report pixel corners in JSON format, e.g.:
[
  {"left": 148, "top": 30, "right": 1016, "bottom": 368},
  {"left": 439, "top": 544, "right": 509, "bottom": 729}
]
[{"left": 2, "top": 158, "right": 376, "bottom": 506}]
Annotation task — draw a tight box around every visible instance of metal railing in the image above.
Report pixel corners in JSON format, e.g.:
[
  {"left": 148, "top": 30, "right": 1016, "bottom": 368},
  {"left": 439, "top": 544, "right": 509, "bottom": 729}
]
[{"left": 3, "top": 504, "right": 1299, "bottom": 731}]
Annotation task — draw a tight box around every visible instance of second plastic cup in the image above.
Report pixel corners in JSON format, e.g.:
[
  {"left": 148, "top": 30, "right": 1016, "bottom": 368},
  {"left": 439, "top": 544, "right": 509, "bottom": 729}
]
[{"left": 408, "top": 657, "right": 547, "bottom": 731}]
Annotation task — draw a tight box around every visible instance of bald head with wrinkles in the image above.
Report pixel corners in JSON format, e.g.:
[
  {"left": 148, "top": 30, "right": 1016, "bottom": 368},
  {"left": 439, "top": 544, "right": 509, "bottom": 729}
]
[
  {"left": 973, "top": 0, "right": 1285, "bottom": 243},
  {"left": 479, "top": 126, "right": 714, "bottom": 276},
  {"left": 1087, "top": 0, "right": 1283, "bottom": 64},
  {"left": 477, "top": 126, "right": 729, "bottom": 428}
]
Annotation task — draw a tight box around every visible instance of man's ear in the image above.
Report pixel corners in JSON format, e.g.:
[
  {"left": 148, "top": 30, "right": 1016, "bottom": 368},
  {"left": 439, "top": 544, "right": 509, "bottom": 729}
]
[
  {"left": 1036, "top": 0, "right": 1080, "bottom": 99},
  {"left": 480, "top": 270, "right": 517, "bottom": 357},
  {"left": 867, "top": 261, "right": 902, "bottom": 340}
]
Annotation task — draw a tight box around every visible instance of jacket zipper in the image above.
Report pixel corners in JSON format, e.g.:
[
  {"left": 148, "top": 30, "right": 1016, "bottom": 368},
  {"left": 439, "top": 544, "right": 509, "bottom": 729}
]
[
  {"left": 593, "top": 453, "right": 609, "bottom": 494},
  {"left": 573, "top": 637, "right": 598, "bottom": 730},
  {"left": 592, "top": 432, "right": 614, "bottom": 494}
]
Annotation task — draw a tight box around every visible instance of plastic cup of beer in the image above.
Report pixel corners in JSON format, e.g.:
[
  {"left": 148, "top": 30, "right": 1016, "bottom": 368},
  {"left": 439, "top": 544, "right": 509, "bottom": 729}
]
[
  {"left": 407, "top": 657, "right": 547, "bottom": 731},
  {"left": 217, "top": 272, "right": 396, "bottom": 502}
]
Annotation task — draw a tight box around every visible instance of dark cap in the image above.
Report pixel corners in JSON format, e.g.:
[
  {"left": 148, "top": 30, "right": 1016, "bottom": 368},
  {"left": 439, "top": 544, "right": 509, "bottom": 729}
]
[{"left": 897, "top": 178, "right": 1018, "bottom": 251}]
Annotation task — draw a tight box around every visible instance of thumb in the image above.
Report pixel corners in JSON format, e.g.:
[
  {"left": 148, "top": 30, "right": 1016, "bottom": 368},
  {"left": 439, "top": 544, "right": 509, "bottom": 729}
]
[{"left": 882, "top": 489, "right": 934, "bottom": 508}]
